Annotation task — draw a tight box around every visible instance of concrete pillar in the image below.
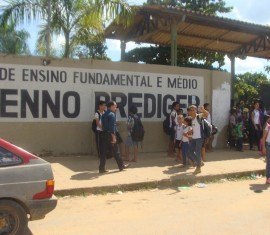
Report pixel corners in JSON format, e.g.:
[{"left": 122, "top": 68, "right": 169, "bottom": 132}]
[
  {"left": 120, "top": 40, "right": 126, "bottom": 61},
  {"left": 230, "top": 55, "right": 236, "bottom": 107}
]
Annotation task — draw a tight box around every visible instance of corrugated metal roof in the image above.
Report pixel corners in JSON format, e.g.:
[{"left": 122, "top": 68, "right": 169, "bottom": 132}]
[{"left": 105, "top": 5, "right": 270, "bottom": 59}]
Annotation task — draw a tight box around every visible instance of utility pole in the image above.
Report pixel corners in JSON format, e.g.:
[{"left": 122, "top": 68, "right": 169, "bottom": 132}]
[{"left": 46, "top": 0, "right": 51, "bottom": 57}]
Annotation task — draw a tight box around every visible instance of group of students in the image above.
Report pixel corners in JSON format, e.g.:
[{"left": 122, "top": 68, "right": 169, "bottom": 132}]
[
  {"left": 228, "top": 100, "right": 270, "bottom": 184},
  {"left": 166, "top": 102, "right": 214, "bottom": 175},
  {"left": 93, "top": 100, "right": 144, "bottom": 173},
  {"left": 228, "top": 100, "right": 268, "bottom": 152}
]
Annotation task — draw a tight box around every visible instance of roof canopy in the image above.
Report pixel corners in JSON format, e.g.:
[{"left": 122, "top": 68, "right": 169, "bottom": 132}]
[{"left": 105, "top": 5, "right": 270, "bottom": 59}]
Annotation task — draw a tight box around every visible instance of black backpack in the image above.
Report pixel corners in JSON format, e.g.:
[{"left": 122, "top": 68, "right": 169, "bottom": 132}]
[
  {"left": 197, "top": 116, "right": 212, "bottom": 139},
  {"left": 163, "top": 114, "right": 171, "bottom": 135},
  {"left": 91, "top": 111, "right": 101, "bottom": 133},
  {"left": 131, "top": 115, "right": 145, "bottom": 142}
]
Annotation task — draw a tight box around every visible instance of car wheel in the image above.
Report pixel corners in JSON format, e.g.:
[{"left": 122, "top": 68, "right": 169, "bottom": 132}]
[{"left": 0, "top": 200, "right": 28, "bottom": 235}]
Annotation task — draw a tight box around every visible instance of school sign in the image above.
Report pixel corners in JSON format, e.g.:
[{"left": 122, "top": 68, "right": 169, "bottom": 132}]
[{"left": 0, "top": 64, "right": 204, "bottom": 122}]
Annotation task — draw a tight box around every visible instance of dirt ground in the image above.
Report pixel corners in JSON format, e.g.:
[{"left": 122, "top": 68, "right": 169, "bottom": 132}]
[{"left": 27, "top": 179, "right": 270, "bottom": 235}]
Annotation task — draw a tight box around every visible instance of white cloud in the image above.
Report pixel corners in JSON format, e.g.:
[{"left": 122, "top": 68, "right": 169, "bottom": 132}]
[{"left": 223, "top": 56, "right": 269, "bottom": 74}]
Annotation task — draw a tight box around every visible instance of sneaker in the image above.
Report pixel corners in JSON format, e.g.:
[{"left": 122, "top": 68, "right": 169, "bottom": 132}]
[
  {"left": 120, "top": 163, "right": 130, "bottom": 171},
  {"left": 99, "top": 169, "right": 109, "bottom": 174},
  {"left": 193, "top": 167, "right": 201, "bottom": 175},
  {"left": 266, "top": 178, "right": 270, "bottom": 184}
]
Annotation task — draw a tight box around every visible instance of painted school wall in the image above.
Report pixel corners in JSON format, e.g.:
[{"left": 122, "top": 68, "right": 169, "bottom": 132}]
[{"left": 0, "top": 55, "right": 230, "bottom": 155}]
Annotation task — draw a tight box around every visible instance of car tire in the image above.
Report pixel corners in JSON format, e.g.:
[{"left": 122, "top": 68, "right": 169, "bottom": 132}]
[{"left": 0, "top": 200, "right": 28, "bottom": 235}]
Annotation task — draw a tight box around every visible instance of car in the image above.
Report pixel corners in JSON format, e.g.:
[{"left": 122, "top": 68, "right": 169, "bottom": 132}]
[{"left": 0, "top": 138, "right": 57, "bottom": 235}]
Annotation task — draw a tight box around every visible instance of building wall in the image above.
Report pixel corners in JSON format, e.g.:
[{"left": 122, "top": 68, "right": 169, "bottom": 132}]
[{"left": 0, "top": 55, "right": 230, "bottom": 155}]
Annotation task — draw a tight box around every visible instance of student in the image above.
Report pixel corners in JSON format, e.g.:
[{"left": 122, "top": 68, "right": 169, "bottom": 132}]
[
  {"left": 125, "top": 106, "right": 139, "bottom": 162},
  {"left": 99, "top": 101, "right": 129, "bottom": 173},
  {"left": 187, "top": 105, "right": 209, "bottom": 174},
  {"left": 182, "top": 116, "right": 193, "bottom": 167},
  {"left": 93, "top": 100, "right": 106, "bottom": 158},
  {"left": 168, "top": 102, "right": 180, "bottom": 157},
  {"left": 235, "top": 116, "right": 244, "bottom": 152},
  {"left": 251, "top": 101, "right": 263, "bottom": 150},
  {"left": 261, "top": 114, "right": 270, "bottom": 184},
  {"left": 174, "top": 115, "right": 184, "bottom": 163}
]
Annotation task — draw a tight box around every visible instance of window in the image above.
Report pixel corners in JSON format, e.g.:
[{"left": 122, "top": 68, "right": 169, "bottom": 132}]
[{"left": 0, "top": 147, "right": 22, "bottom": 167}]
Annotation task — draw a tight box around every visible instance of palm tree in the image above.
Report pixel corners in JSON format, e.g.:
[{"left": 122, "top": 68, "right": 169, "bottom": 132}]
[
  {"left": 0, "top": 22, "right": 30, "bottom": 54},
  {"left": 0, "top": 0, "right": 131, "bottom": 58}
]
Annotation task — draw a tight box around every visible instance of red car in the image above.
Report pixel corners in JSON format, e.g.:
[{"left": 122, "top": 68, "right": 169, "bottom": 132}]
[{"left": 0, "top": 138, "right": 57, "bottom": 235}]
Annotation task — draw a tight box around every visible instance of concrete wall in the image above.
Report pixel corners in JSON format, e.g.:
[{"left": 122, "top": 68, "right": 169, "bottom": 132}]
[{"left": 0, "top": 55, "right": 230, "bottom": 155}]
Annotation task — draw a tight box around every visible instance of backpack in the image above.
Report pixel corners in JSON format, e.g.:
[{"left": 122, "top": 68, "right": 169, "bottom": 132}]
[
  {"left": 131, "top": 115, "right": 145, "bottom": 142},
  {"left": 163, "top": 114, "right": 171, "bottom": 135},
  {"left": 197, "top": 116, "right": 212, "bottom": 139},
  {"left": 91, "top": 111, "right": 101, "bottom": 133}
]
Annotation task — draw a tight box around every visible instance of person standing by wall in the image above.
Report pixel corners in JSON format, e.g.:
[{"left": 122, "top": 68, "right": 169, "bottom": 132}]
[
  {"left": 187, "top": 105, "right": 209, "bottom": 175},
  {"left": 93, "top": 101, "right": 106, "bottom": 158},
  {"left": 168, "top": 102, "right": 180, "bottom": 157},
  {"left": 182, "top": 116, "right": 193, "bottom": 167},
  {"left": 99, "top": 101, "right": 129, "bottom": 174},
  {"left": 174, "top": 115, "right": 184, "bottom": 163},
  {"left": 235, "top": 116, "right": 244, "bottom": 152},
  {"left": 251, "top": 101, "right": 263, "bottom": 151},
  {"left": 125, "top": 106, "right": 139, "bottom": 162}
]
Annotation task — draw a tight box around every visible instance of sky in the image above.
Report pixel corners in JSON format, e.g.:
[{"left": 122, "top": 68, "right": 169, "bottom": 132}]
[{"left": 12, "top": 0, "right": 270, "bottom": 75}]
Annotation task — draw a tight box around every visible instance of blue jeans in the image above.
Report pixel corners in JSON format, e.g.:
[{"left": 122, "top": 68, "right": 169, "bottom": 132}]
[
  {"left": 189, "top": 138, "right": 203, "bottom": 167},
  {"left": 182, "top": 142, "right": 190, "bottom": 165},
  {"left": 266, "top": 144, "right": 270, "bottom": 179}
]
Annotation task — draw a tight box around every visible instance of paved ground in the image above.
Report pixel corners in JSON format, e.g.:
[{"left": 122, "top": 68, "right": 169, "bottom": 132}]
[
  {"left": 27, "top": 178, "right": 270, "bottom": 235},
  {"left": 44, "top": 149, "right": 266, "bottom": 194}
]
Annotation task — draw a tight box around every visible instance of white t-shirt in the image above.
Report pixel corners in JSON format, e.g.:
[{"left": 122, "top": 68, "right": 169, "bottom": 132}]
[
  {"left": 192, "top": 116, "right": 202, "bottom": 139},
  {"left": 253, "top": 110, "right": 260, "bottom": 125},
  {"left": 265, "top": 124, "right": 270, "bottom": 143},
  {"left": 170, "top": 110, "right": 177, "bottom": 128},
  {"left": 175, "top": 124, "right": 184, "bottom": 140},
  {"left": 94, "top": 111, "right": 104, "bottom": 131},
  {"left": 182, "top": 126, "right": 192, "bottom": 142},
  {"left": 206, "top": 113, "right": 212, "bottom": 125}
]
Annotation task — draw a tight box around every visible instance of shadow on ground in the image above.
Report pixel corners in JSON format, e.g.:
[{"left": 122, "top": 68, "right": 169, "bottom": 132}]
[{"left": 43, "top": 149, "right": 263, "bottom": 176}]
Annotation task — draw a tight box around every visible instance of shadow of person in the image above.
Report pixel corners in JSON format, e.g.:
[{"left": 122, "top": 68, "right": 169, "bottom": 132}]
[
  {"left": 249, "top": 183, "right": 269, "bottom": 193},
  {"left": 163, "top": 166, "right": 188, "bottom": 175},
  {"left": 70, "top": 170, "right": 118, "bottom": 180}
]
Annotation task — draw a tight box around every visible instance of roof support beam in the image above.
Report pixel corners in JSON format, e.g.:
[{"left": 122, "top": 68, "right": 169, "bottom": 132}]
[{"left": 171, "top": 22, "right": 178, "bottom": 66}]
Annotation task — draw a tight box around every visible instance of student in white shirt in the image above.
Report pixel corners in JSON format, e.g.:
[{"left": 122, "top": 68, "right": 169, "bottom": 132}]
[
  {"left": 168, "top": 102, "right": 180, "bottom": 157},
  {"left": 174, "top": 115, "right": 184, "bottom": 162},
  {"left": 182, "top": 116, "right": 193, "bottom": 167},
  {"left": 187, "top": 105, "right": 209, "bottom": 175},
  {"left": 93, "top": 101, "right": 106, "bottom": 158}
]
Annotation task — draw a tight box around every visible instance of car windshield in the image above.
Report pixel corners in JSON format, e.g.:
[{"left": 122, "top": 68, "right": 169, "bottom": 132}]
[{"left": 0, "top": 147, "right": 22, "bottom": 167}]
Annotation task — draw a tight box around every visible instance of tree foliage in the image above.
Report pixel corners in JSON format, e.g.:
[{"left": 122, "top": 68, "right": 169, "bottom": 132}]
[
  {"left": 234, "top": 72, "right": 270, "bottom": 105},
  {"left": 125, "top": 0, "right": 232, "bottom": 69},
  {"left": 0, "top": 0, "right": 131, "bottom": 58},
  {"left": 0, "top": 21, "right": 30, "bottom": 54}
]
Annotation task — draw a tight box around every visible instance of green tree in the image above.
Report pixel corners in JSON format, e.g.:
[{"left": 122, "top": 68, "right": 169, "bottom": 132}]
[
  {"left": 125, "top": 0, "right": 232, "bottom": 69},
  {"left": 0, "top": 22, "right": 30, "bottom": 54},
  {"left": 234, "top": 72, "right": 270, "bottom": 105},
  {"left": 1, "top": 0, "right": 131, "bottom": 58}
]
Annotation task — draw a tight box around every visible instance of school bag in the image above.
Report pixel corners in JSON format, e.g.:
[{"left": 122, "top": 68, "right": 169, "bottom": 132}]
[
  {"left": 131, "top": 115, "right": 145, "bottom": 142},
  {"left": 197, "top": 116, "right": 212, "bottom": 139},
  {"left": 91, "top": 111, "right": 101, "bottom": 133}
]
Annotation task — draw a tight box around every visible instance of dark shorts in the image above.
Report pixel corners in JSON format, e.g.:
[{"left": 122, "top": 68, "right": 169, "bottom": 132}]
[
  {"left": 175, "top": 140, "right": 182, "bottom": 149},
  {"left": 170, "top": 127, "right": 175, "bottom": 141}
]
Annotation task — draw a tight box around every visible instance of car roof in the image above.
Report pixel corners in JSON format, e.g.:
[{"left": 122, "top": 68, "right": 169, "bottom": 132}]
[{"left": 0, "top": 138, "right": 38, "bottom": 164}]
